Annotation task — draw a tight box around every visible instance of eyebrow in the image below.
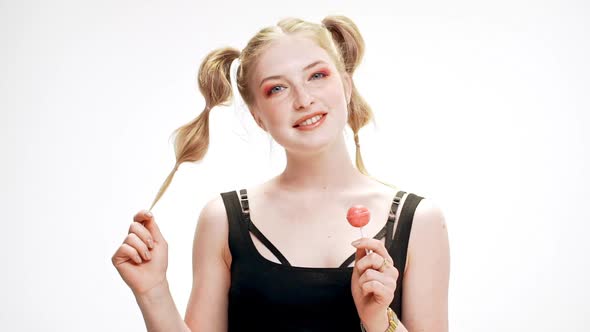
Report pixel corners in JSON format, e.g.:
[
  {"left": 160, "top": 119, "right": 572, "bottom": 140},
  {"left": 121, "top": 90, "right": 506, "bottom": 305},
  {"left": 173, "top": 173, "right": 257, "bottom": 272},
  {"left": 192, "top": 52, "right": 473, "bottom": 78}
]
[{"left": 258, "top": 60, "right": 328, "bottom": 88}]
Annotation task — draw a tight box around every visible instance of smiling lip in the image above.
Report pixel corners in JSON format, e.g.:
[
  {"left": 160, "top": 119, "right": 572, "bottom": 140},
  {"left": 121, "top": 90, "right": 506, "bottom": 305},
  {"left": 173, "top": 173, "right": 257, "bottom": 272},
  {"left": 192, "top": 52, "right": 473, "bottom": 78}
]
[
  {"left": 293, "top": 113, "right": 327, "bottom": 131},
  {"left": 293, "top": 112, "right": 328, "bottom": 127}
]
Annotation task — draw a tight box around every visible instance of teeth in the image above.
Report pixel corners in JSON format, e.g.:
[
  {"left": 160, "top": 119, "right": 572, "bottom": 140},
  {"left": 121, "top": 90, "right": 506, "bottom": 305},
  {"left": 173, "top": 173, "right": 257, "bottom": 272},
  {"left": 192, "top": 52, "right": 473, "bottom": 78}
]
[{"left": 300, "top": 114, "right": 323, "bottom": 127}]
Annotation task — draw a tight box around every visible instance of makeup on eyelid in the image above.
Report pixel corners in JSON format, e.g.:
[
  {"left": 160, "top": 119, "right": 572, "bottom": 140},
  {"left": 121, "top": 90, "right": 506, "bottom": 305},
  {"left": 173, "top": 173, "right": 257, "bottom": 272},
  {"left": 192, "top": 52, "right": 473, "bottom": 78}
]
[{"left": 261, "top": 69, "right": 331, "bottom": 97}]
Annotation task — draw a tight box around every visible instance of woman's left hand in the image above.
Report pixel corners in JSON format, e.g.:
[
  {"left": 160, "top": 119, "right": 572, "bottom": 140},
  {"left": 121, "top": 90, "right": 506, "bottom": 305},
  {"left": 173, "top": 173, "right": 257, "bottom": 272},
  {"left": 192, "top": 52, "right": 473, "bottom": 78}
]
[{"left": 350, "top": 238, "right": 398, "bottom": 330}]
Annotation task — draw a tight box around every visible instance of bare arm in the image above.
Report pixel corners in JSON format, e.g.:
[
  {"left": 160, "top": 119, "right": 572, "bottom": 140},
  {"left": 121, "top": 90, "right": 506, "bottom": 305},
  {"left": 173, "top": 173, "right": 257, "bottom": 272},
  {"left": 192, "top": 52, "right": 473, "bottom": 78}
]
[
  {"left": 133, "top": 195, "right": 230, "bottom": 332},
  {"left": 134, "top": 280, "right": 191, "bottom": 332},
  {"left": 401, "top": 198, "right": 451, "bottom": 332},
  {"left": 184, "top": 195, "right": 231, "bottom": 331}
]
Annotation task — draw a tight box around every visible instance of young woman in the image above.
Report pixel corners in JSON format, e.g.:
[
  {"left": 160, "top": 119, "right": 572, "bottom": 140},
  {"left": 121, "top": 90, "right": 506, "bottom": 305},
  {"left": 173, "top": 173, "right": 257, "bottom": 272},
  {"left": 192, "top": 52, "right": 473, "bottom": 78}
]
[{"left": 112, "top": 16, "right": 450, "bottom": 332}]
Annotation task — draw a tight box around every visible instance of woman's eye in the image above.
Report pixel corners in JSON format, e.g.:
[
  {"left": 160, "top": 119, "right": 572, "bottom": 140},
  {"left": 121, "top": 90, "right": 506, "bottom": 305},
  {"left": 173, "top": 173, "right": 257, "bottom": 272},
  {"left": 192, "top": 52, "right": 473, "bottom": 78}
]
[
  {"left": 265, "top": 71, "right": 328, "bottom": 96},
  {"left": 267, "top": 85, "right": 285, "bottom": 96},
  {"left": 310, "top": 72, "right": 327, "bottom": 80}
]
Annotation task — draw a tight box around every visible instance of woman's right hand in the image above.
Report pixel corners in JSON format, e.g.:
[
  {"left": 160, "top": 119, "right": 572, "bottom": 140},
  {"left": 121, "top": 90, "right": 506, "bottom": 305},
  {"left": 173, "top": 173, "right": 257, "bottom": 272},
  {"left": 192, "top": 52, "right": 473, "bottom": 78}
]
[{"left": 111, "top": 210, "right": 169, "bottom": 296}]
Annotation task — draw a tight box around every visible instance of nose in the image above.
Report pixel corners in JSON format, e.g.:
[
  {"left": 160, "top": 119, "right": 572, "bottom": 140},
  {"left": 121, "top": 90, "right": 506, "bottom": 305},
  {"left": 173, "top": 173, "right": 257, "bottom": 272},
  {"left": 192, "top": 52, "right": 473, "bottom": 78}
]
[{"left": 292, "top": 85, "right": 314, "bottom": 110}]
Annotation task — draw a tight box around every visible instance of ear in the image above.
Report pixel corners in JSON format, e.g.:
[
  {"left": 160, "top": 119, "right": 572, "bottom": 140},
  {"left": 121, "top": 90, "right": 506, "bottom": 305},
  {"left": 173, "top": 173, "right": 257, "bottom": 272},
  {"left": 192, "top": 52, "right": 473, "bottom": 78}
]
[{"left": 341, "top": 72, "right": 352, "bottom": 105}]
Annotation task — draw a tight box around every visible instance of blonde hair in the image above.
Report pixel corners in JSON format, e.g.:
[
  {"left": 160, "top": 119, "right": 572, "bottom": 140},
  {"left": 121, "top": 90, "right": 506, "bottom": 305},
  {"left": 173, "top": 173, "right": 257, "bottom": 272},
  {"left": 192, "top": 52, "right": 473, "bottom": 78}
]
[{"left": 147, "top": 15, "right": 395, "bottom": 211}]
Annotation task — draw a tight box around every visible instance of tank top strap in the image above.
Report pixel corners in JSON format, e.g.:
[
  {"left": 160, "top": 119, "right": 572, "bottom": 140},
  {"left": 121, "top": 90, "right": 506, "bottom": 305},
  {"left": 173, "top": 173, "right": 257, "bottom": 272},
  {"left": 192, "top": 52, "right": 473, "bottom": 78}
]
[
  {"left": 385, "top": 190, "right": 407, "bottom": 250},
  {"left": 221, "top": 189, "right": 292, "bottom": 266},
  {"left": 390, "top": 192, "right": 424, "bottom": 318},
  {"left": 220, "top": 190, "right": 251, "bottom": 261}
]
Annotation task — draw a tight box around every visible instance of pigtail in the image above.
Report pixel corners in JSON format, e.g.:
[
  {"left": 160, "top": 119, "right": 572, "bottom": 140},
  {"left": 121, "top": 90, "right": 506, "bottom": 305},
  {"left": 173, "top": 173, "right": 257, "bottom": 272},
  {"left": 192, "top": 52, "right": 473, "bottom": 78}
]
[
  {"left": 148, "top": 47, "right": 241, "bottom": 211},
  {"left": 322, "top": 16, "right": 374, "bottom": 175}
]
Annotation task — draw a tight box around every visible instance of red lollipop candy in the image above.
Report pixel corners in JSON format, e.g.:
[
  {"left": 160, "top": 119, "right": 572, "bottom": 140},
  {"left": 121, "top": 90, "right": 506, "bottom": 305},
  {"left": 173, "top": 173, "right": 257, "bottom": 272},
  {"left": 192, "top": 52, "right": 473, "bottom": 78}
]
[
  {"left": 347, "top": 205, "right": 370, "bottom": 228},
  {"left": 347, "top": 205, "right": 373, "bottom": 255}
]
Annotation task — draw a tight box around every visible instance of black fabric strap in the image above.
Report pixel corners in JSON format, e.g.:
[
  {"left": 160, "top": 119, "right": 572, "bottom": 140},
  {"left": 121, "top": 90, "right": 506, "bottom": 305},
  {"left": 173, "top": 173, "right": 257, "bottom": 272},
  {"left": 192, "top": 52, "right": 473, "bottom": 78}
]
[
  {"left": 238, "top": 189, "right": 292, "bottom": 266},
  {"left": 390, "top": 193, "right": 424, "bottom": 319},
  {"left": 385, "top": 190, "right": 406, "bottom": 250},
  {"left": 221, "top": 190, "right": 249, "bottom": 260},
  {"left": 247, "top": 223, "right": 291, "bottom": 265}
]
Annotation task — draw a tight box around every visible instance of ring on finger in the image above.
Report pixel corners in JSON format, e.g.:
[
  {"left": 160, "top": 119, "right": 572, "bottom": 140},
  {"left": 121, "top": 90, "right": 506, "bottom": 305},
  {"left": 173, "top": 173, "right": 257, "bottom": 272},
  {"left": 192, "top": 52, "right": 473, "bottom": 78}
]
[{"left": 378, "top": 257, "right": 388, "bottom": 272}]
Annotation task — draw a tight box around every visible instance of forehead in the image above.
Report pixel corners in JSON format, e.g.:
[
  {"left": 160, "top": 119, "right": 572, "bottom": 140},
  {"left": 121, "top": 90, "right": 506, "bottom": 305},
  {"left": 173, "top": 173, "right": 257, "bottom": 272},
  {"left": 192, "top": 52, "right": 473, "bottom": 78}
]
[{"left": 252, "top": 35, "right": 334, "bottom": 80}]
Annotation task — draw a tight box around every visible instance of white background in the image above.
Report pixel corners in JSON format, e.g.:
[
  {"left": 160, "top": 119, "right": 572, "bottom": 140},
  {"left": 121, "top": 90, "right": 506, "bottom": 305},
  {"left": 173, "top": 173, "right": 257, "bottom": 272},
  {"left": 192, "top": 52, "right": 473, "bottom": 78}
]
[{"left": 1, "top": 0, "right": 589, "bottom": 331}]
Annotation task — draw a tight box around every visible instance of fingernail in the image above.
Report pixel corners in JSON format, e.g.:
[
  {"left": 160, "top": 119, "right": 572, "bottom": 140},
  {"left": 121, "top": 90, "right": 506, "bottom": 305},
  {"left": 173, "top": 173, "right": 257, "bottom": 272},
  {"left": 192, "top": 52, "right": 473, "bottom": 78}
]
[
  {"left": 145, "top": 250, "right": 151, "bottom": 260},
  {"left": 351, "top": 239, "right": 361, "bottom": 246},
  {"left": 148, "top": 239, "right": 154, "bottom": 249},
  {"left": 146, "top": 211, "right": 153, "bottom": 218}
]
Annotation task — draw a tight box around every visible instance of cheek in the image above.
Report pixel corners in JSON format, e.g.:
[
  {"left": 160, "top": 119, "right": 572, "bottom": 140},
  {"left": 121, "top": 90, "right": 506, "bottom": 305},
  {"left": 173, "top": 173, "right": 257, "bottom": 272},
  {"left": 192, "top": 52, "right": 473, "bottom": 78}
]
[
  {"left": 325, "top": 85, "right": 350, "bottom": 125},
  {"left": 261, "top": 110, "right": 284, "bottom": 128},
  {"left": 325, "top": 84, "right": 348, "bottom": 107}
]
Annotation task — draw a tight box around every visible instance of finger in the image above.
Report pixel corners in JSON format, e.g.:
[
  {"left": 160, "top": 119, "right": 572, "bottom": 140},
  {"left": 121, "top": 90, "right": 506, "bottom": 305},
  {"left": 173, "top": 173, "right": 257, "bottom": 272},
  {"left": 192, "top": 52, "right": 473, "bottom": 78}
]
[
  {"left": 356, "top": 252, "right": 395, "bottom": 277},
  {"left": 133, "top": 210, "right": 153, "bottom": 223},
  {"left": 354, "top": 245, "right": 368, "bottom": 265},
  {"left": 361, "top": 279, "right": 391, "bottom": 302},
  {"left": 352, "top": 238, "right": 392, "bottom": 265},
  {"left": 358, "top": 268, "right": 396, "bottom": 290},
  {"left": 133, "top": 210, "right": 165, "bottom": 244},
  {"left": 112, "top": 243, "right": 143, "bottom": 265},
  {"left": 129, "top": 221, "right": 154, "bottom": 249},
  {"left": 123, "top": 233, "right": 152, "bottom": 261}
]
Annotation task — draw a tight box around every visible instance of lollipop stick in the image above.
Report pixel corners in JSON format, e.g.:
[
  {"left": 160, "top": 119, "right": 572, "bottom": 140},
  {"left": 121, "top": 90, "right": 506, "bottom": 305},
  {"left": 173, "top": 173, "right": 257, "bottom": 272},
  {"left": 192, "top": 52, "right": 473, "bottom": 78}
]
[{"left": 359, "top": 227, "right": 372, "bottom": 255}]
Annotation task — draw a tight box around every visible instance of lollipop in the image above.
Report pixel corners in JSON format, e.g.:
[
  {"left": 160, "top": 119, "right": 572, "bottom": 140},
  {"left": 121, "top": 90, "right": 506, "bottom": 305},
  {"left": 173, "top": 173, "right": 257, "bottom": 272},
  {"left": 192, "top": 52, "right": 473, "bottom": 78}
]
[{"left": 347, "top": 205, "right": 373, "bottom": 255}]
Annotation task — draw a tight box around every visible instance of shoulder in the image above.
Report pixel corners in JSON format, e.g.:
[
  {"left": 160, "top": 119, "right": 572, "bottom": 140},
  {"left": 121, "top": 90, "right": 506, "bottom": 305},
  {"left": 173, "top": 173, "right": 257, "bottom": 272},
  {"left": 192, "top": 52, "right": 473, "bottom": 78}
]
[
  {"left": 407, "top": 196, "right": 450, "bottom": 268},
  {"left": 194, "top": 193, "right": 231, "bottom": 267},
  {"left": 412, "top": 196, "right": 447, "bottom": 230},
  {"left": 199, "top": 193, "right": 230, "bottom": 224}
]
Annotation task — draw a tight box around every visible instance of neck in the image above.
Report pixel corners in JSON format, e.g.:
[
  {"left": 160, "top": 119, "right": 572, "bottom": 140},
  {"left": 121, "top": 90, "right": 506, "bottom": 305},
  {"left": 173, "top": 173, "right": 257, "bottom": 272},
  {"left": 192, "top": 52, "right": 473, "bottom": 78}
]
[{"left": 276, "top": 136, "right": 366, "bottom": 193}]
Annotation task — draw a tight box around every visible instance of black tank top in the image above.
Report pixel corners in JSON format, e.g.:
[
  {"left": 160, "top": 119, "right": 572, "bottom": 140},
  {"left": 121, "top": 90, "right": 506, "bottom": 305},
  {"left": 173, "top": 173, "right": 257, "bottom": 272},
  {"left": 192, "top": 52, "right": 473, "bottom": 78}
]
[{"left": 220, "top": 189, "right": 424, "bottom": 331}]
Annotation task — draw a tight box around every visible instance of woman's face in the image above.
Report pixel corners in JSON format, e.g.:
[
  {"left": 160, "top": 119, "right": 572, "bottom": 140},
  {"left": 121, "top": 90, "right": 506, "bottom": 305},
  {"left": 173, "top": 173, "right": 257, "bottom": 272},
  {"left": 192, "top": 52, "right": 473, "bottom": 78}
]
[{"left": 248, "top": 35, "right": 352, "bottom": 155}]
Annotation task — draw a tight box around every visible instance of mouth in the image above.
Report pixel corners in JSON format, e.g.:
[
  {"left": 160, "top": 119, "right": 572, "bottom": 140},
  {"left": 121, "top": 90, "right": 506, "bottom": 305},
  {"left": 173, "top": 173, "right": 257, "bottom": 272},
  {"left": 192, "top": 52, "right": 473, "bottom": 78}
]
[{"left": 293, "top": 113, "right": 327, "bottom": 128}]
